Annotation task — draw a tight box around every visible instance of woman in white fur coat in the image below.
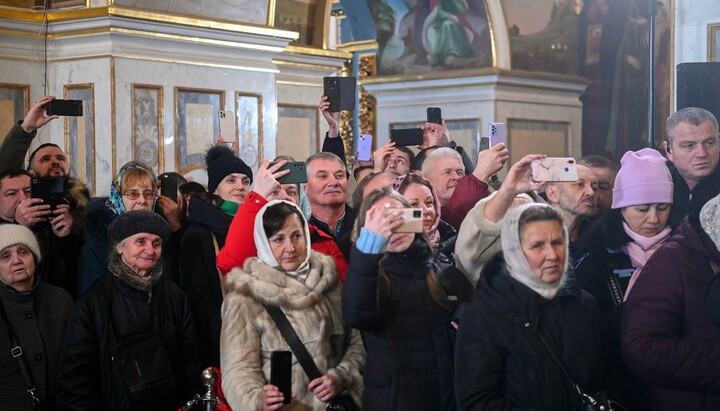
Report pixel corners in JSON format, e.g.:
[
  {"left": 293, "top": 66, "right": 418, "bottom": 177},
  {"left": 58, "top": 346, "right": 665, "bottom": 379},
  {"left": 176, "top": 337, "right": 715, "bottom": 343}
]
[{"left": 220, "top": 200, "right": 364, "bottom": 411}]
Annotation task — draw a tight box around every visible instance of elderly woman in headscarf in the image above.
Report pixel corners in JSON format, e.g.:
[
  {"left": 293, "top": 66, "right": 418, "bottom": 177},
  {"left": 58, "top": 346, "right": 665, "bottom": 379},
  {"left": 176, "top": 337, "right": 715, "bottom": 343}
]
[
  {"left": 0, "top": 225, "right": 73, "bottom": 410},
  {"left": 216, "top": 158, "right": 347, "bottom": 281},
  {"left": 77, "top": 161, "right": 180, "bottom": 295},
  {"left": 220, "top": 200, "right": 364, "bottom": 411},
  {"left": 56, "top": 210, "right": 201, "bottom": 411},
  {"left": 455, "top": 203, "right": 606, "bottom": 410}
]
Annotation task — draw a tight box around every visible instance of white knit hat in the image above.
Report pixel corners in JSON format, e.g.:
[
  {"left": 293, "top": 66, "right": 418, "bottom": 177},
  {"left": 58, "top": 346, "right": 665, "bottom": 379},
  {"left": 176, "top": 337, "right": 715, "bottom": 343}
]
[{"left": 0, "top": 224, "right": 41, "bottom": 263}]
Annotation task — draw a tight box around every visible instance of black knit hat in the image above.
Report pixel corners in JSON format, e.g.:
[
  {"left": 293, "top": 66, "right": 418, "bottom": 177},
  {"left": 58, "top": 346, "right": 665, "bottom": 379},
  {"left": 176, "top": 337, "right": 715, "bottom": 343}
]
[
  {"left": 108, "top": 210, "right": 171, "bottom": 245},
  {"left": 205, "top": 145, "right": 253, "bottom": 194}
]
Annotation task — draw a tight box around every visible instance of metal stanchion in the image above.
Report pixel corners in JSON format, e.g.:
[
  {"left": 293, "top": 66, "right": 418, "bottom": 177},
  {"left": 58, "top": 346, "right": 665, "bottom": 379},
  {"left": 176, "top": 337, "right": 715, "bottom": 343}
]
[{"left": 181, "top": 368, "right": 222, "bottom": 411}]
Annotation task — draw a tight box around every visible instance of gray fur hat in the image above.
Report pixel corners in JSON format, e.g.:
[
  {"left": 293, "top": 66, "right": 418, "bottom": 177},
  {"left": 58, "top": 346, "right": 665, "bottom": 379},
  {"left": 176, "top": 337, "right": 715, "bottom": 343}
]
[
  {"left": 0, "top": 224, "right": 41, "bottom": 263},
  {"left": 108, "top": 210, "right": 171, "bottom": 245}
]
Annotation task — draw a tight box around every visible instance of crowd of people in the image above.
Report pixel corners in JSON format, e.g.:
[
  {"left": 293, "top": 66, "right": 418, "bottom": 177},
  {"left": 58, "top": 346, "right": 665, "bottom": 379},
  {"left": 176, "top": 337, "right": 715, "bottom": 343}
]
[{"left": 1, "top": 91, "right": 720, "bottom": 411}]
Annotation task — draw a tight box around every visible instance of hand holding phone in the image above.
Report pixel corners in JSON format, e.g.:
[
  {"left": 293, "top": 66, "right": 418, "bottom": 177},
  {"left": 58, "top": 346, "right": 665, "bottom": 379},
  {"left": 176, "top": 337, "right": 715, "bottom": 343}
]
[
  {"left": 45, "top": 99, "right": 83, "bottom": 117},
  {"left": 323, "top": 77, "right": 357, "bottom": 112},
  {"left": 270, "top": 161, "right": 308, "bottom": 184},
  {"left": 270, "top": 351, "right": 292, "bottom": 404},
  {"left": 388, "top": 208, "right": 424, "bottom": 233},
  {"left": 531, "top": 157, "right": 578, "bottom": 182}
]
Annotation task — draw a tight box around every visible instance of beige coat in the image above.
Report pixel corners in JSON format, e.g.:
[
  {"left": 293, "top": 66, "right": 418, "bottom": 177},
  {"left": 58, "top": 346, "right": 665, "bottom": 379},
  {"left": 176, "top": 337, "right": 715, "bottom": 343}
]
[{"left": 220, "top": 251, "right": 364, "bottom": 411}]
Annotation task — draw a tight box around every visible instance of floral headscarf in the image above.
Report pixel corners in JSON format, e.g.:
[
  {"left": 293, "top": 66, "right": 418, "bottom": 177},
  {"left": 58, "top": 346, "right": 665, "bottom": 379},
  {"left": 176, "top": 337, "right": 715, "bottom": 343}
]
[{"left": 105, "top": 161, "right": 157, "bottom": 216}]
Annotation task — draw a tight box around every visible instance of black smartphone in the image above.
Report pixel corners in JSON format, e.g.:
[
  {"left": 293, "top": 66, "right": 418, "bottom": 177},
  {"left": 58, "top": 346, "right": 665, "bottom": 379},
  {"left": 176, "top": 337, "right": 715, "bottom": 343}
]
[
  {"left": 45, "top": 99, "right": 83, "bottom": 116},
  {"left": 31, "top": 177, "right": 66, "bottom": 210},
  {"left": 270, "top": 351, "right": 292, "bottom": 404},
  {"left": 426, "top": 107, "right": 442, "bottom": 125},
  {"left": 159, "top": 174, "right": 179, "bottom": 203},
  {"left": 390, "top": 128, "right": 424, "bottom": 147},
  {"left": 272, "top": 161, "right": 308, "bottom": 184},
  {"left": 323, "top": 77, "right": 357, "bottom": 112},
  {"left": 479, "top": 137, "right": 490, "bottom": 151}
]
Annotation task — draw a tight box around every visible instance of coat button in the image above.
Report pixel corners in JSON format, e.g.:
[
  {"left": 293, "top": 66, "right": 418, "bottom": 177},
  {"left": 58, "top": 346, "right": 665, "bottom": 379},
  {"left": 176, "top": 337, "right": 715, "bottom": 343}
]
[
  {"left": 524, "top": 322, "right": 530, "bottom": 328},
  {"left": 25, "top": 313, "right": 33, "bottom": 319}
]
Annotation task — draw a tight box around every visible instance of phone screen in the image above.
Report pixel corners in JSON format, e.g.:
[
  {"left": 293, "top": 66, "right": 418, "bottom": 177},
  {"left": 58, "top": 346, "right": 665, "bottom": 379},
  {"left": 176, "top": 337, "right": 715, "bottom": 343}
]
[{"left": 270, "top": 351, "right": 292, "bottom": 404}]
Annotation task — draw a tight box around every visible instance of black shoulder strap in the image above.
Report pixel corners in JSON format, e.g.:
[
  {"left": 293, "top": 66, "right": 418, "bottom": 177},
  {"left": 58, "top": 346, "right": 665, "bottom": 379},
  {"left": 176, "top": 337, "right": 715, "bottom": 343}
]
[
  {"left": 536, "top": 328, "right": 595, "bottom": 405},
  {"left": 264, "top": 304, "right": 322, "bottom": 381},
  {"left": 0, "top": 297, "right": 41, "bottom": 407}
]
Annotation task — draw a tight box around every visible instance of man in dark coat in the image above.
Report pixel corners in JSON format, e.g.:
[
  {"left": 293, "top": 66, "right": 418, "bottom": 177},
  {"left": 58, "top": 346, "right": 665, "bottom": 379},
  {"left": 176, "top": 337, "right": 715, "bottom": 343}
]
[
  {"left": 622, "top": 193, "right": 720, "bottom": 411},
  {"left": 663, "top": 107, "right": 720, "bottom": 225}
]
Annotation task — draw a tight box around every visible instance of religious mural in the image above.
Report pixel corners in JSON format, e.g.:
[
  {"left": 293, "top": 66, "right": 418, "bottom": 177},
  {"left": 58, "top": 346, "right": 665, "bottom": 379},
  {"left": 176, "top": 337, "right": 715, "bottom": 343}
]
[
  {"left": 502, "top": 0, "right": 580, "bottom": 75},
  {"left": 369, "top": 0, "right": 494, "bottom": 75}
]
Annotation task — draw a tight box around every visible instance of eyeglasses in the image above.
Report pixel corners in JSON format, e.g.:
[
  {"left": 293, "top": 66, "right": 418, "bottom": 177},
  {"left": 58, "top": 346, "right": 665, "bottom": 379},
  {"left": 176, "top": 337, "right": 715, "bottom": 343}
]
[{"left": 122, "top": 190, "right": 156, "bottom": 201}]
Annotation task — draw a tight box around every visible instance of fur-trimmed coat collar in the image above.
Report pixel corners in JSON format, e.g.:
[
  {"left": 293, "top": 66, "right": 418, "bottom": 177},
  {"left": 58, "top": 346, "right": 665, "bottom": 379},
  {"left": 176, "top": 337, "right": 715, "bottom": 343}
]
[{"left": 225, "top": 251, "right": 338, "bottom": 309}]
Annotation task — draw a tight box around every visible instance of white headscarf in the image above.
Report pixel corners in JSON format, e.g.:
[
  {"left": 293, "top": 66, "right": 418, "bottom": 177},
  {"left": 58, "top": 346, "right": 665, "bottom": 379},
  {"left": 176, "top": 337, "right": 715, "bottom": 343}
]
[
  {"left": 500, "top": 203, "right": 569, "bottom": 299},
  {"left": 253, "top": 200, "right": 312, "bottom": 279}
]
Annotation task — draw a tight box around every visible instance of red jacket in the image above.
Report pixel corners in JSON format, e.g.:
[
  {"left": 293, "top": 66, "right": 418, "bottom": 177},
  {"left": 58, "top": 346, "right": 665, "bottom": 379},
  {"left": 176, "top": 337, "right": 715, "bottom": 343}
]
[
  {"left": 442, "top": 174, "right": 491, "bottom": 230},
  {"left": 216, "top": 191, "right": 348, "bottom": 282}
]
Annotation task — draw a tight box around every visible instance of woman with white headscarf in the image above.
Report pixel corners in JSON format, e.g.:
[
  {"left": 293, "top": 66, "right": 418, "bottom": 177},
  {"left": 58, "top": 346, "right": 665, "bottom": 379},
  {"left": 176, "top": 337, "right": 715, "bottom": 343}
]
[
  {"left": 219, "top": 200, "right": 364, "bottom": 411},
  {"left": 454, "top": 203, "right": 606, "bottom": 410}
]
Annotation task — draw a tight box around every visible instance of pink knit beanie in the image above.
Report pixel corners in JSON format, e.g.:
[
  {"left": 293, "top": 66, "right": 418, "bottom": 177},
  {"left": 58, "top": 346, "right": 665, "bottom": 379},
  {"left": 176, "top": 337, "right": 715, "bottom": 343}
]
[{"left": 611, "top": 148, "right": 673, "bottom": 209}]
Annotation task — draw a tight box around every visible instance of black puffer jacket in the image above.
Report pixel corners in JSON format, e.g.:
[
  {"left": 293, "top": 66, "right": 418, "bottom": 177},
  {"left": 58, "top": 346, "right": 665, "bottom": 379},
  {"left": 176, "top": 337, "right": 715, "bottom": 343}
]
[
  {"left": 179, "top": 198, "right": 233, "bottom": 368},
  {"left": 0, "top": 280, "right": 73, "bottom": 411},
  {"left": 343, "top": 239, "right": 472, "bottom": 411},
  {"left": 455, "top": 252, "right": 606, "bottom": 411},
  {"left": 56, "top": 272, "right": 201, "bottom": 410},
  {"left": 668, "top": 160, "right": 720, "bottom": 226}
]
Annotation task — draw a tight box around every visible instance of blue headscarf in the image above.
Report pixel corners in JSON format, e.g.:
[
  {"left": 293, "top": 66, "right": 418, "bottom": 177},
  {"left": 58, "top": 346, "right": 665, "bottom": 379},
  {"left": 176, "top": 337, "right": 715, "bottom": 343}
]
[{"left": 105, "top": 161, "right": 157, "bottom": 216}]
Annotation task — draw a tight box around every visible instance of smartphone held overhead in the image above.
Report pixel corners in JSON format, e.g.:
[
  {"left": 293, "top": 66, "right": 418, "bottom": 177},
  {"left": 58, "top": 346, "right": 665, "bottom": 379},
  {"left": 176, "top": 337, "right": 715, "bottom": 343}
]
[
  {"left": 218, "top": 110, "right": 237, "bottom": 143},
  {"left": 357, "top": 134, "right": 373, "bottom": 162},
  {"left": 426, "top": 107, "right": 442, "bottom": 125},
  {"left": 488, "top": 122, "right": 506, "bottom": 147},
  {"left": 323, "top": 77, "right": 356, "bottom": 112},
  {"left": 45, "top": 99, "right": 83, "bottom": 116},
  {"left": 271, "top": 161, "right": 308, "bottom": 184},
  {"left": 390, "top": 128, "right": 423, "bottom": 147},
  {"left": 531, "top": 157, "right": 579, "bottom": 182}
]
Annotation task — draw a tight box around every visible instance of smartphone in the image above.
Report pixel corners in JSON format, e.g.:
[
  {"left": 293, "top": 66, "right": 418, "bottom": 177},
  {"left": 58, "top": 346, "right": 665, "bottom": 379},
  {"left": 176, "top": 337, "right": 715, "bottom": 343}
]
[
  {"left": 531, "top": 157, "right": 579, "bottom": 182},
  {"left": 159, "top": 174, "right": 179, "bottom": 202},
  {"left": 323, "top": 76, "right": 357, "bottom": 112},
  {"left": 426, "top": 107, "right": 442, "bottom": 125},
  {"left": 390, "top": 128, "right": 423, "bottom": 147},
  {"left": 273, "top": 161, "right": 308, "bottom": 184},
  {"left": 388, "top": 208, "right": 424, "bottom": 233},
  {"left": 479, "top": 137, "right": 490, "bottom": 151},
  {"left": 489, "top": 122, "right": 506, "bottom": 147},
  {"left": 218, "top": 110, "right": 236, "bottom": 143},
  {"left": 357, "top": 134, "right": 373, "bottom": 162},
  {"left": 270, "top": 351, "right": 292, "bottom": 404},
  {"left": 45, "top": 99, "right": 83, "bottom": 116},
  {"left": 31, "top": 177, "right": 66, "bottom": 210}
]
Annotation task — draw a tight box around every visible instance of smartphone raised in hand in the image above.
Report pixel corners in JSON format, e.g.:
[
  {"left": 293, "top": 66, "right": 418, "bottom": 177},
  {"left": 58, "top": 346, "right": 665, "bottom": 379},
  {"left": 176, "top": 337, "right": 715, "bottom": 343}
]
[
  {"left": 271, "top": 351, "right": 292, "bottom": 404},
  {"left": 388, "top": 207, "right": 424, "bottom": 233},
  {"left": 489, "top": 122, "right": 506, "bottom": 147},
  {"left": 323, "top": 77, "right": 357, "bottom": 112},
  {"left": 271, "top": 161, "right": 308, "bottom": 184},
  {"left": 357, "top": 134, "right": 373, "bottom": 162},
  {"left": 45, "top": 99, "right": 83, "bottom": 116},
  {"left": 426, "top": 107, "right": 442, "bottom": 125},
  {"left": 531, "top": 157, "right": 579, "bottom": 182},
  {"left": 390, "top": 128, "right": 423, "bottom": 147},
  {"left": 31, "top": 176, "right": 67, "bottom": 210},
  {"left": 218, "top": 110, "right": 236, "bottom": 143}
]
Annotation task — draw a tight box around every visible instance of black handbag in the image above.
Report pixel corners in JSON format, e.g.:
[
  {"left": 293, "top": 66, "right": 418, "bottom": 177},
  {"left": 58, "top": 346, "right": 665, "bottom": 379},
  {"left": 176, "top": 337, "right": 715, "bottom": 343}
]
[
  {"left": 536, "top": 329, "right": 627, "bottom": 411},
  {"left": 112, "top": 330, "right": 176, "bottom": 402},
  {"left": 264, "top": 304, "right": 361, "bottom": 411},
  {"left": 108, "top": 286, "right": 176, "bottom": 402}
]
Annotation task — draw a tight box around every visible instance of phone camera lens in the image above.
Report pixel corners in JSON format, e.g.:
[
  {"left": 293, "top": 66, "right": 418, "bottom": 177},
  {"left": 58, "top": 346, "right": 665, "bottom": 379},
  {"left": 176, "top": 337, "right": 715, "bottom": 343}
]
[{"left": 413, "top": 210, "right": 421, "bottom": 218}]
